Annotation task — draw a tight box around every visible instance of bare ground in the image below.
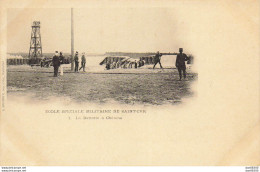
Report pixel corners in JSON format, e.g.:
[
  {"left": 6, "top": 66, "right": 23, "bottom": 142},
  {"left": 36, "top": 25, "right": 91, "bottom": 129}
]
[{"left": 7, "top": 65, "right": 197, "bottom": 105}]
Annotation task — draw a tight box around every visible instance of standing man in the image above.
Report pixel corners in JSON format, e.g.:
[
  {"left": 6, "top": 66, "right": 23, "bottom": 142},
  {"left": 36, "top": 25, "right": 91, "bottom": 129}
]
[
  {"left": 52, "top": 51, "right": 60, "bottom": 77},
  {"left": 134, "top": 60, "right": 138, "bottom": 68},
  {"left": 175, "top": 48, "right": 189, "bottom": 80},
  {"left": 79, "top": 52, "right": 86, "bottom": 72},
  {"left": 59, "top": 52, "right": 65, "bottom": 76},
  {"left": 74, "top": 51, "right": 79, "bottom": 72},
  {"left": 153, "top": 51, "right": 163, "bottom": 69}
]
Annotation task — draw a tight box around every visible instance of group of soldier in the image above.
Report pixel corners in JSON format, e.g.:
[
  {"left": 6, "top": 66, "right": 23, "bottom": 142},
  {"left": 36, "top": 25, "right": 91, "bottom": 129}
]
[
  {"left": 52, "top": 48, "right": 189, "bottom": 80},
  {"left": 106, "top": 58, "right": 145, "bottom": 70},
  {"left": 73, "top": 51, "right": 86, "bottom": 72},
  {"left": 52, "top": 51, "right": 86, "bottom": 77},
  {"left": 52, "top": 51, "right": 65, "bottom": 77}
]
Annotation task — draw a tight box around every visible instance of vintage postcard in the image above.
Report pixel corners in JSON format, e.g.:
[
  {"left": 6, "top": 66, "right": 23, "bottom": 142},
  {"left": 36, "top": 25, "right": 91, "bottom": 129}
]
[{"left": 0, "top": 0, "right": 259, "bottom": 166}]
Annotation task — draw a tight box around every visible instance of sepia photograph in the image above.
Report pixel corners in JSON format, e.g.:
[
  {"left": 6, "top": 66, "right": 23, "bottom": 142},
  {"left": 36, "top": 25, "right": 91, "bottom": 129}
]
[
  {"left": 1, "top": 0, "right": 259, "bottom": 167},
  {"left": 6, "top": 8, "right": 197, "bottom": 106}
]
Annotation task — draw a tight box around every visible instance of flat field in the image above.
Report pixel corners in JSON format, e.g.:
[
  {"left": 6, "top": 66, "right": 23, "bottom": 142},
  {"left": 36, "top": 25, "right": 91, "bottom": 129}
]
[{"left": 7, "top": 65, "right": 197, "bottom": 105}]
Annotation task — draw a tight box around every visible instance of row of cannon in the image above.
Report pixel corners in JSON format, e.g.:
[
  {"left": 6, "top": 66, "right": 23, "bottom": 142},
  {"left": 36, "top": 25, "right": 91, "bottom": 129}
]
[{"left": 100, "top": 56, "right": 155, "bottom": 70}]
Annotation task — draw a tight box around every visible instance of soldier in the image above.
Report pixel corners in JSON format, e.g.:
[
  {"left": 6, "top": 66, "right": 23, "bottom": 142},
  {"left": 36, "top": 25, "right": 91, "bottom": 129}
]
[
  {"left": 40, "top": 58, "right": 45, "bottom": 67},
  {"left": 79, "top": 52, "right": 86, "bottom": 72},
  {"left": 59, "top": 52, "right": 65, "bottom": 64},
  {"left": 112, "top": 61, "right": 116, "bottom": 69},
  {"left": 138, "top": 59, "right": 142, "bottom": 67},
  {"left": 52, "top": 51, "right": 60, "bottom": 77},
  {"left": 116, "top": 60, "right": 121, "bottom": 68},
  {"left": 175, "top": 48, "right": 189, "bottom": 80},
  {"left": 106, "top": 62, "right": 110, "bottom": 70},
  {"left": 134, "top": 60, "right": 138, "bottom": 68},
  {"left": 59, "top": 52, "right": 65, "bottom": 76},
  {"left": 153, "top": 51, "right": 163, "bottom": 69},
  {"left": 74, "top": 51, "right": 79, "bottom": 72}
]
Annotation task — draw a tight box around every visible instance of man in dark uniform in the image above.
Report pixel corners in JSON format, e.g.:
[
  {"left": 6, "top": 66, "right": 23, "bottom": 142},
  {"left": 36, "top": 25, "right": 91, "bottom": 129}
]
[
  {"left": 175, "top": 48, "right": 189, "bottom": 80},
  {"left": 138, "top": 59, "right": 143, "bottom": 67},
  {"left": 52, "top": 51, "right": 60, "bottom": 77},
  {"left": 153, "top": 51, "right": 163, "bottom": 69},
  {"left": 106, "top": 62, "right": 110, "bottom": 70},
  {"left": 59, "top": 52, "right": 65, "bottom": 64},
  {"left": 134, "top": 60, "right": 137, "bottom": 68},
  {"left": 74, "top": 51, "right": 79, "bottom": 72},
  {"left": 79, "top": 52, "right": 86, "bottom": 72}
]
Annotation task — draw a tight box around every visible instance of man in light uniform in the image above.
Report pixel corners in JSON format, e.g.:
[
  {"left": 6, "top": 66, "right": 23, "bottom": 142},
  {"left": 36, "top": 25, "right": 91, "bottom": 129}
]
[{"left": 59, "top": 51, "right": 65, "bottom": 76}]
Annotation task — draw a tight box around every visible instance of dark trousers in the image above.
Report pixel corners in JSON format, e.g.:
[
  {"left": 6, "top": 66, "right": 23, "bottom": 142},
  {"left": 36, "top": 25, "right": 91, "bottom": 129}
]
[
  {"left": 53, "top": 65, "right": 59, "bottom": 77},
  {"left": 75, "top": 62, "right": 79, "bottom": 72},
  {"left": 177, "top": 67, "right": 186, "bottom": 80},
  {"left": 79, "top": 62, "right": 86, "bottom": 71},
  {"left": 153, "top": 60, "right": 163, "bottom": 69}
]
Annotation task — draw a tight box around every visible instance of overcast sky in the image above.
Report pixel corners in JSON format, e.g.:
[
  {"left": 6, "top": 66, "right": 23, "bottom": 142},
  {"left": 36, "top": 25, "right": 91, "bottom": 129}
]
[
  {"left": 7, "top": 6, "right": 195, "bottom": 54},
  {"left": 7, "top": 1, "right": 258, "bottom": 56}
]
